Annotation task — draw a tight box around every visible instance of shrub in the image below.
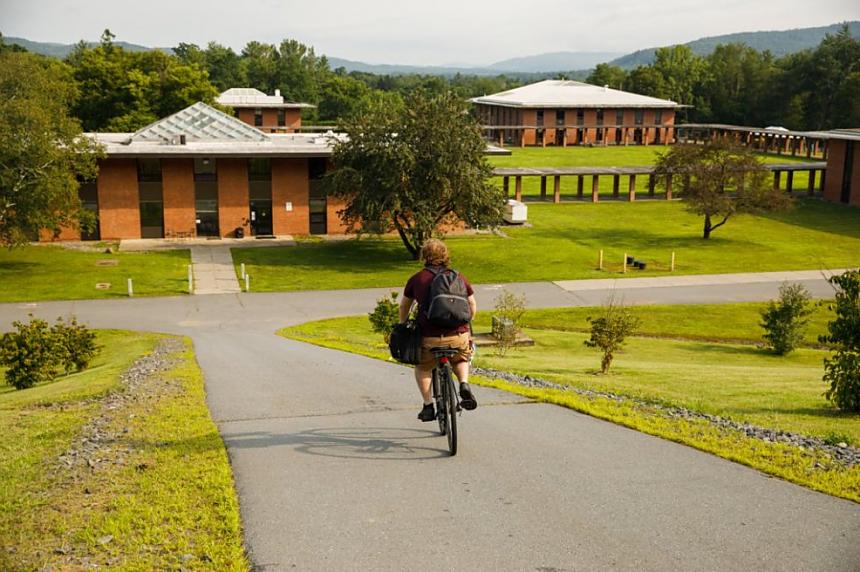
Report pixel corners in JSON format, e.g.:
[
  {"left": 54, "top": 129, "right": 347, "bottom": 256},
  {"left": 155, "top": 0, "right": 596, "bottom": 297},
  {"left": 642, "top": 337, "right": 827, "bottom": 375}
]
[
  {"left": 369, "top": 292, "right": 401, "bottom": 344},
  {"left": 820, "top": 270, "right": 860, "bottom": 412},
  {"left": 760, "top": 282, "right": 812, "bottom": 355},
  {"left": 0, "top": 315, "right": 98, "bottom": 390},
  {"left": 584, "top": 297, "right": 639, "bottom": 374},
  {"left": 492, "top": 289, "right": 527, "bottom": 356}
]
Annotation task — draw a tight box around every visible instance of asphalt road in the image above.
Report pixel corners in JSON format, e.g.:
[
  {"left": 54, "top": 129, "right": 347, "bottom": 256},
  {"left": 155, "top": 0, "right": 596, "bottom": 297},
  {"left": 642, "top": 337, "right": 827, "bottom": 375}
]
[{"left": 3, "top": 277, "right": 859, "bottom": 571}]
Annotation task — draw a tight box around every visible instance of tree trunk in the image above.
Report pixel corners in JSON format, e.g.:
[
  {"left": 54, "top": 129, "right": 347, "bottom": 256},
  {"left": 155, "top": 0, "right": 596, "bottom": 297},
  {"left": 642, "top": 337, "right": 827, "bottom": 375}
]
[
  {"left": 703, "top": 215, "right": 712, "bottom": 239},
  {"left": 392, "top": 215, "right": 419, "bottom": 259}
]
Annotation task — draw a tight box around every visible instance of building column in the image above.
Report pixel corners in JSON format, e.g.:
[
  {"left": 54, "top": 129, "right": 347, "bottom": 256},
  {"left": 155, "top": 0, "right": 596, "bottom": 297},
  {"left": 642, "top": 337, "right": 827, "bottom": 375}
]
[
  {"left": 591, "top": 175, "right": 600, "bottom": 203},
  {"left": 515, "top": 176, "right": 522, "bottom": 201},
  {"left": 553, "top": 176, "right": 561, "bottom": 203},
  {"left": 628, "top": 175, "right": 636, "bottom": 202}
]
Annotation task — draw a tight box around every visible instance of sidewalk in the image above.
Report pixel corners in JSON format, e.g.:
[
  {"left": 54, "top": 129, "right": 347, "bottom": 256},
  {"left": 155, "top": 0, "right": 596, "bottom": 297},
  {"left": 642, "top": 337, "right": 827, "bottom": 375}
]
[{"left": 190, "top": 246, "right": 241, "bottom": 295}]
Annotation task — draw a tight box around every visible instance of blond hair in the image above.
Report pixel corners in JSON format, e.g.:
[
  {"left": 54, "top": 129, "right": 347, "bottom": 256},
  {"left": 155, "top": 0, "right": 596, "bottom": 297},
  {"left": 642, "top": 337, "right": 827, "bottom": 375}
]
[{"left": 421, "top": 239, "right": 450, "bottom": 267}]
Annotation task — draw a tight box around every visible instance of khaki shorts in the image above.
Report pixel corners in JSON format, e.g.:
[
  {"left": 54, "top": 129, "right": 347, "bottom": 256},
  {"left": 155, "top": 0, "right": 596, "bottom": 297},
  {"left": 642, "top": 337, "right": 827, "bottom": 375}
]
[{"left": 418, "top": 331, "right": 473, "bottom": 370}]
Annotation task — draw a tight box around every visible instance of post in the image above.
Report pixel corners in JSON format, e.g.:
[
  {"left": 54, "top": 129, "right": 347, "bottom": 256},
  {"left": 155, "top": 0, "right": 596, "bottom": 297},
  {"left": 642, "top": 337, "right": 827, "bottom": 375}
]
[
  {"left": 623, "top": 253, "right": 627, "bottom": 274},
  {"left": 540, "top": 176, "right": 547, "bottom": 200},
  {"left": 808, "top": 169, "right": 816, "bottom": 196},
  {"left": 241, "top": 262, "right": 246, "bottom": 279},
  {"left": 628, "top": 175, "right": 636, "bottom": 202},
  {"left": 515, "top": 176, "right": 523, "bottom": 202},
  {"left": 612, "top": 174, "right": 620, "bottom": 198},
  {"left": 786, "top": 170, "right": 794, "bottom": 194},
  {"left": 503, "top": 176, "right": 510, "bottom": 198},
  {"left": 127, "top": 278, "right": 133, "bottom": 297},
  {"left": 598, "top": 249, "right": 603, "bottom": 270},
  {"left": 648, "top": 173, "right": 656, "bottom": 196},
  {"left": 245, "top": 274, "right": 250, "bottom": 292},
  {"left": 553, "top": 175, "right": 561, "bottom": 204},
  {"left": 671, "top": 251, "right": 675, "bottom": 272},
  {"left": 188, "top": 265, "right": 193, "bottom": 294},
  {"left": 666, "top": 174, "right": 673, "bottom": 200},
  {"left": 773, "top": 170, "right": 781, "bottom": 192},
  {"left": 591, "top": 175, "right": 600, "bottom": 203},
  {"left": 577, "top": 175, "right": 584, "bottom": 198}
]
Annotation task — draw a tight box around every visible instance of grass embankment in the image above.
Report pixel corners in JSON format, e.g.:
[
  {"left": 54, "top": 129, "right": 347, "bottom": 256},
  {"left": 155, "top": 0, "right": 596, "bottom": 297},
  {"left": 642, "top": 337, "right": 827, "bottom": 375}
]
[
  {"left": 279, "top": 302, "right": 860, "bottom": 502},
  {"left": 4, "top": 244, "right": 190, "bottom": 302},
  {"left": 0, "top": 330, "right": 247, "bottom": 570},
  {"left": 488, "top": 146, "right": 817, "bottom": 199},
  {"left": 233, "top": 199, "right": 860, "bottom": 291}
]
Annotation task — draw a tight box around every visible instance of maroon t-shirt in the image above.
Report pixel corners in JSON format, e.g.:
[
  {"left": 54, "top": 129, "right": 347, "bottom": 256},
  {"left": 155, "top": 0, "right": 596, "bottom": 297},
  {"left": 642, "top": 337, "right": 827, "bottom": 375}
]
[{"left": 404, "top": 267, "right": 474, "bottom": 337}]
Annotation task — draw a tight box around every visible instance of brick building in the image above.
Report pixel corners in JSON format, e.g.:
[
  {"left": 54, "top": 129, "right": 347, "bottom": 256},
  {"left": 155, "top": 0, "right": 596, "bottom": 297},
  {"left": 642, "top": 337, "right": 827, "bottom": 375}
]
[
  {"left": 470, "top": 80, "right": 680, "bottom": 147},
  {"left": 65, "top": 102, "right": 343, "bottom": 241},
  {"left": 822, "top": 129, "right": 860, "bottom": 207},
  {"left": 216, "top": 88, "right": 314, "bottom": 133}
]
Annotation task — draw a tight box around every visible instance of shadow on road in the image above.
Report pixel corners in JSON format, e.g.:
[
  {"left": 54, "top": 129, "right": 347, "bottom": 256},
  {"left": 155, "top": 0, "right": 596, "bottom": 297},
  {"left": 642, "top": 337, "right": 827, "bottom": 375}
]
[{"left": 224, "top": 426, "right": 451, "bottom": 460}]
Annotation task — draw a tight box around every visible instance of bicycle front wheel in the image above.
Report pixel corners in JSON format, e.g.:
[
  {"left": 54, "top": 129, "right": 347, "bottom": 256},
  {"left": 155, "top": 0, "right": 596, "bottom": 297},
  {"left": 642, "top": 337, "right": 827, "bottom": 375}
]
[{"left": 442, "top": 364, "right": 458, "bottom": 456}]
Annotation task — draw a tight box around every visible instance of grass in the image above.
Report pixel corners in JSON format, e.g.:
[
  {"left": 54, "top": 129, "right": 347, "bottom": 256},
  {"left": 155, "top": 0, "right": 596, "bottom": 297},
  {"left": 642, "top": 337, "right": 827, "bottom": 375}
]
[
  {"left": 3, "top": 244, "right": 191, "bottom": 302},
  {"left": 488, "top": 146, "right": 818, "bottom": 199},
  {"left": 232, "top": 199, "right": 860, "bottom": 292},
  {"left": 0, "top": 331, "right": 247, "bottom": 570},
  {"left": 278, "top": 302, "right": 860, "bottom": 502}
]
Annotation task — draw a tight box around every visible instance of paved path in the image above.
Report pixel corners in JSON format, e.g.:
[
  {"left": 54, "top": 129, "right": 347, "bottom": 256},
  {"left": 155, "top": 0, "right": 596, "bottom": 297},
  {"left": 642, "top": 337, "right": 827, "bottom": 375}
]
[
  {"left": 189, "top": 245, "right": 241, "bottom": 295},
  {"left": 4, "top": 272, "right": 860, "bottom": 570}
]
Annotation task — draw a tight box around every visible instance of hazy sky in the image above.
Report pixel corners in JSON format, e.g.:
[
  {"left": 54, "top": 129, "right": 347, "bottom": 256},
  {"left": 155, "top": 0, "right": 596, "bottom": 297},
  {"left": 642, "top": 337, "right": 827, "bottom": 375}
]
[{"left": 2, "top": 0, "right": 858, "bottom": 65}]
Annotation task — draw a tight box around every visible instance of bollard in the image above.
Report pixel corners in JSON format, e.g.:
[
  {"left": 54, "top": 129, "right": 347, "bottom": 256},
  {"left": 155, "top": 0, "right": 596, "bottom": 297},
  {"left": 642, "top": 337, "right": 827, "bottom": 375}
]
[
  {"left": 623, "top": 253, "right": 627, "bottom": 274},
  {"left": 245, "top": 274, "right": 250, "bottom": 292},
  {"left": 127, "top": 278, "right": 133, "bottom": 297},
  {"left": 188, "top": 265, "right": 193, "bottom": 294},
  {"left": 240, "top": 263, "right": 246, "bottom": 279},
  {"left": 671, "top": 251, "right": 676, "bottom": 272},
  {"left": 598, "top": 249, "right": 603, "bottom": 270}
]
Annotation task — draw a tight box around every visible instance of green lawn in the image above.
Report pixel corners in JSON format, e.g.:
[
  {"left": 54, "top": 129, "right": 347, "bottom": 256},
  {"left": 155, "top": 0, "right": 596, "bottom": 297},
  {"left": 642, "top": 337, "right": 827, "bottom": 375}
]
[
  {"left": 232, "top": 199, "right": 860, "bottom": 291},
  {"left": 4, "top": 245, "right": 191, "bottom": 302},
  {"left": 489, "top": 146, "right": 817, "bottom": 199},
  {"left": 0, "top": 331, "right": 247, "bottom": 570},
  {"left": 279, "top": 302, "right": 860, "bottom": 501}
]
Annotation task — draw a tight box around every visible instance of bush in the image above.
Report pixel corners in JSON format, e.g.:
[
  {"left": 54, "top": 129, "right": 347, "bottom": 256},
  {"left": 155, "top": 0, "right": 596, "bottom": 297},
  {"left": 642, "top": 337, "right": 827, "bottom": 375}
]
[
  {"left": 820, "top": 270, "right": 860, "bottom": 412},
  {"left": 492, "top": 289, "right": 527, "bottom": 356},
  {"left": 760, "top": 282, "right": 812, "bottom": 355},
  {"left": 584, "top": 297, "right": 639, "bottom": 374},
  {"left": 369, "top": 292, "right": 401, "bottom": 344},
  {"left": 0, "top": 316, "right": 98, "bottom": 390}
]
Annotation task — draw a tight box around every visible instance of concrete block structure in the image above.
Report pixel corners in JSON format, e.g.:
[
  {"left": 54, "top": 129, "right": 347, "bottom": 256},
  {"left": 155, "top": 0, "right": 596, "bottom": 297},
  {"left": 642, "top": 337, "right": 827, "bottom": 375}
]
[
  {"left": 822, "top": 129, "right": 860, "bottom": 207},
  {"left": 216, "top": 88, "right": 314, "bottom": 133},
  {"left": 470, "top": 80, "right": 680, "bottom": 147},
  {"left": 67, "top": 102, "right": 341, "bottom": 241}
]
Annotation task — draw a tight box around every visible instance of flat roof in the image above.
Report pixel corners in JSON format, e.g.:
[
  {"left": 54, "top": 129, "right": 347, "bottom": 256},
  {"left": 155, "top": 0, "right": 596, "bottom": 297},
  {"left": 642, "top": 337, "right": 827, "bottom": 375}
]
[
  {"left": 470, "top": 80, "right": 680, "bottom": 109},
  {"left": 217, "top": 87, "right": 315, "bottom": 109},
  {"left": 678, "top": 124, "right": 860, "bottom": 141},
  {"left": 492, "top": 162, "right": 826, "bottom": 177},
  {"left": 90, "top": 132, "right": 341, "bottom": 158}
]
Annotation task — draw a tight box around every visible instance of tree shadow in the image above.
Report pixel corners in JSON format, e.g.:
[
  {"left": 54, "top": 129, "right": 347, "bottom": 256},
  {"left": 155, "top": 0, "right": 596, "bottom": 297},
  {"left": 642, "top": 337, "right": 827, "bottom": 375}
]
[{"left": 759, "top": 198, "right": 860, "bottom": 240}]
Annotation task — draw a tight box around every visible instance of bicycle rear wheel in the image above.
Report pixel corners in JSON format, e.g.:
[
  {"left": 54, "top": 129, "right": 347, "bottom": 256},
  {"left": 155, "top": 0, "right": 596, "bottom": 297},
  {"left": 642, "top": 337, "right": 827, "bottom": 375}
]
[
  {"left": 433, "top": 368, "right": 446, "bottom": 436},
  {"left": 441, "top": 364, "right": 457, "bottom": 456}
]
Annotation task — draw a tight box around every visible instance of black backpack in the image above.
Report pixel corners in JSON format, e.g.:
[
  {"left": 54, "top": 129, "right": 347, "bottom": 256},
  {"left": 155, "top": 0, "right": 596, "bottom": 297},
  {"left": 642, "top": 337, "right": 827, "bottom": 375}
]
[
  {"left": 424, "top": 266, "right": 472, "bottom": 329},
  {"left": 389, "top": 320, "right": 421, "bottom": 365}
]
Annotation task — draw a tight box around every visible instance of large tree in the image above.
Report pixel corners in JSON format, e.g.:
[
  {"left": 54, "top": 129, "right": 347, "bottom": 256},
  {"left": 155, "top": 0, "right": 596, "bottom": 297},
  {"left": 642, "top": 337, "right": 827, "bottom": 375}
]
[
  {"left": 0, "top": 51, "right": 102, "bottom": 245},
  {"left": 325, "top": 91, "right": 504, "bottom": 259},
  {"left": 654, "top": 138, "right": 791, "bottom": 239}
]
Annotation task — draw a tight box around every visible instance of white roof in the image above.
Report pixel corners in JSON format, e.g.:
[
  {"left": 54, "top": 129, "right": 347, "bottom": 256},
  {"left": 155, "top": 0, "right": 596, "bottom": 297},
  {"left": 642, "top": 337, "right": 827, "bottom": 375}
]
[
  {"left": 217, "top": 87, "right": 314, "bottom": 109},
  {"left": 470, "top": 80, "right": 679, "bottom": 109},
  {"left": 131, "top": 102, "right": 268, "bottom": 143}
]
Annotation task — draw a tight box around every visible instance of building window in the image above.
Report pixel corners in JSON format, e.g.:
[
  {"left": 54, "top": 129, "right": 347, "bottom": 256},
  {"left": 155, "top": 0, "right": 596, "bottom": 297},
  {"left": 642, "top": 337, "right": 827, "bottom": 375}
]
[
  {"left": 635, "top": 110, "right": 644, "bottom": 125},
  {"left": 254, "top": 108, "right": 263, "bottom": 127},
  {"left": 616, "top": 110, "right": 624, "bottom": 126},
  {"left": 576, "top": 110, "right": 584, "bottom": 126},
  {"left": 79, "top": 180, "right": 99, "bottom": 241},
  {"left": 248, "top": 159, "right": 273, "bottom": 236},
  {"left": 308, "top": 158, "right": 328, "bottom": 235},
  {"left": 277, "top": 109, "right": 286, "bottom": 127},
  {"left": 596, "top": 109, "right": 604, "bottom": 126},
  {"left": 194, "top": 158, "right": 219, "bottom": 237},
  {"left": 655, "top": 110, "right": 663, "bottom": 125},
  {"left": 536, "top": 110, "right": 544, "bottom": 126},
  {"left": 137, "top": 159, "right": 163, "bottom": 239},
  {"left": 556, "top": 110, "right": 565, "bottom": 126}
]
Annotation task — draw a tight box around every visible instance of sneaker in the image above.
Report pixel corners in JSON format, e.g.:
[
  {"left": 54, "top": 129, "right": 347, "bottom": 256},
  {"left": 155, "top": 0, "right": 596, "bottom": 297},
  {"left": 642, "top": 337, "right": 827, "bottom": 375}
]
[
  {"left": 459, "top": 383, "right": 478, "bottom": 410},
  {"left": 417, "top": 403, "right": 436, "bottom": 422}
]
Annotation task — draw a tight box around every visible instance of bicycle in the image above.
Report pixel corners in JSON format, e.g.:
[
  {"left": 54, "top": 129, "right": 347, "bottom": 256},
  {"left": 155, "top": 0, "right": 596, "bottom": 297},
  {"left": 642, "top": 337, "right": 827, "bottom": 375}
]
[{"left": 430, "top": 346, "right": 461, "bottom": 456}]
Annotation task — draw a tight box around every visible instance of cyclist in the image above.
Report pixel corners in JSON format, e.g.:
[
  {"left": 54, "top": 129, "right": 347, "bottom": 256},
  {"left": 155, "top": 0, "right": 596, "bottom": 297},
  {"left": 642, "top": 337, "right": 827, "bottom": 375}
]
[{"left": 399, "top": 239, "right": 478, "bottom": 422}]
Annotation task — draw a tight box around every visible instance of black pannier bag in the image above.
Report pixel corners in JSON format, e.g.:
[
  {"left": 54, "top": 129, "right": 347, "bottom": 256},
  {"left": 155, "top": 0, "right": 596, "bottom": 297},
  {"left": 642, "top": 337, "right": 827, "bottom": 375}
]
[
  {"left": 389, "top": 320, "right": 422, "bottom": 365},
  {"left": 424, "top": 267, "right": 472, "bottom": 329}
]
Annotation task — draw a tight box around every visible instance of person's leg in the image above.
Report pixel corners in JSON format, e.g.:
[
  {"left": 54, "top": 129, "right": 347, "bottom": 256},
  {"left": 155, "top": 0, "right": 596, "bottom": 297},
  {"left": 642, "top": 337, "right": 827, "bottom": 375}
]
[
  {"left": 414, "top": 365, "right": 433, "bottom": 405},
  {"left": 452, "top": 360, "right": 469, "bottom": 383}
]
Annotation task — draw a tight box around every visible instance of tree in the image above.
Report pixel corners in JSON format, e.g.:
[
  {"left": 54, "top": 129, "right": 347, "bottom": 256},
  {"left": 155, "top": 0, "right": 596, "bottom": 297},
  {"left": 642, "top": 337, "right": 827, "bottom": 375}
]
[
  {"left": 821, "top": 270, "right": 860, "bottom": 412},
  {"left": 587, "top": 64, "right": 628, "bottom": 90},
  {"left": 325, "top": 91, "right": 504, "bottom": 259},
  {"left": 0, "top": 51, "right": 101, "bottom": 245},
  {"left": 584, "top": 297, "right": 639, "bottom": 374},
  {"left": 760, "top": 282, "right": 812, "bottom": 355},
  {"left": 653, "top": 138, "right": 791, "bottom": 239}
]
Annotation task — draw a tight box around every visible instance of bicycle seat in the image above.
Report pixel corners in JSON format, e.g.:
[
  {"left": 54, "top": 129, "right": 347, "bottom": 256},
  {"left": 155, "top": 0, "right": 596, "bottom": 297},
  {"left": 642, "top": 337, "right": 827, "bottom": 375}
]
[{"left": 429, "top": 346, "right": 460, "bottom": 357}]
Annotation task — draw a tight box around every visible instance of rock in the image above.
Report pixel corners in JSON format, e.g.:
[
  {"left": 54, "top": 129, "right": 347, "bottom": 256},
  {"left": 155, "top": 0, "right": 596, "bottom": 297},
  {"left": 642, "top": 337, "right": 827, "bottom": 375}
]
[
  {"left": 838, "top": 442, "right": 848, "bottom": 448},
  {"left": 97, "top": 535, "right": 113, "bottom": 545}
]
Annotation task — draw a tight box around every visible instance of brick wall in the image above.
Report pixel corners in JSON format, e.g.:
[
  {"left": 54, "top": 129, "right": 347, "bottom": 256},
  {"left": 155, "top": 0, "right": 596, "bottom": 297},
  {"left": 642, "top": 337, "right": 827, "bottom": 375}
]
[
  {"left": 284, "top": 109, "right": 302, "bottom": 132},
  {"left": 217, "top": 159, "right": 250, "bottom": 238},
  {"left": 824, "top": 140, "right": 846, "bottom": 203},
  {"left": 272, "top": 158, "right": 309, "bottom": 235},
  {"left": 162, "top": 159, "right": 195, "bottom": 236},
  {"left": 97, "top": 159, "right": 140, "bottom": 239}
]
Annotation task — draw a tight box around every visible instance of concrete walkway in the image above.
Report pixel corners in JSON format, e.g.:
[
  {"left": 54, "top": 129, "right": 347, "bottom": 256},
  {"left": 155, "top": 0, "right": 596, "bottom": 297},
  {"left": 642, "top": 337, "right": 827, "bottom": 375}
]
[{"left": 190, "top": 246, "right": 241, "bottom": 295}]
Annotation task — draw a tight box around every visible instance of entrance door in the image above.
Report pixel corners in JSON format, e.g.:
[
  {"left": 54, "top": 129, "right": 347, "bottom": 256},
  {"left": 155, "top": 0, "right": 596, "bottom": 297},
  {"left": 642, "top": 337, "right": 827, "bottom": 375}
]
[
  {"left": 250, "top": 200, "right": 273, "bottom": 236},
  {"left": 309, "top": 193, "right": 327, "bottom": 234}
]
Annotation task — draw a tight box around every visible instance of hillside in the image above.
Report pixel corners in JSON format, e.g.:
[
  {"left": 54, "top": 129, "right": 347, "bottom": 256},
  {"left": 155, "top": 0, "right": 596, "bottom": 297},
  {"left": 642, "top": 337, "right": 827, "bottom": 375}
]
[
  {"left": 3, "top": 36, "right": 172, "bottom": 58},
  {"left": 610, "top": 21, "right": 860, "bottom": 68}
]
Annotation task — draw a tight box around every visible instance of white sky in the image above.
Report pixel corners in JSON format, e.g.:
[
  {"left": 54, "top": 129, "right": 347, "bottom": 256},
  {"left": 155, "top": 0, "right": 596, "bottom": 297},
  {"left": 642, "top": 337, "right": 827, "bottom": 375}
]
[{"left": 1, "top": 0, "right": 858, "bottom": 66}]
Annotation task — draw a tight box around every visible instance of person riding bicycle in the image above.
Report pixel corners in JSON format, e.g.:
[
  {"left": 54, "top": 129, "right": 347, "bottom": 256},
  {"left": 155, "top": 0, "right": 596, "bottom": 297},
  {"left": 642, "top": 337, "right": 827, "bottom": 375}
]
[{"left": 399, "top": 239, "right": 478, "bottom": 422}]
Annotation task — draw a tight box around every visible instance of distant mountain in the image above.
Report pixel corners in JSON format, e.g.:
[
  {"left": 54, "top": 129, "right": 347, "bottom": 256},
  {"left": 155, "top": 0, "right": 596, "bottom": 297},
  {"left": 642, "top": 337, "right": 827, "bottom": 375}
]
[
  {"left": 326, "top": 56, "right": 593, "bottom": 78},
  {"left": 487, "top": 51, "right": 623, "bottom": 73},
  {"left": 610, "top": 21, "right": 860, "bottom": 69},
  {"left": 2, "top": 36, "right": 172, "bottom": 58}
]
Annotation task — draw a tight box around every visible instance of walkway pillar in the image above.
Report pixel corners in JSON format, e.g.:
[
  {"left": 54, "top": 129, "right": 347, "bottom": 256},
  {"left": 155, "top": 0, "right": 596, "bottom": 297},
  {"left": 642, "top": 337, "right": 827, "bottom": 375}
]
[
  {"left": 628, "top": 175, "right": 636, "bottom": 202},
  {"left": 503, "top": 176, "right": 509, "bottom": 198},
  {"left": 540, "top": 176, "right": 547, "bottom": 200},
  {"left": 553, "top": 176, "right": 561, "bottom": 204},
  {"left": 612, "top": 174, "right": 620, "bottom": 199},
  {"left": 773, "top": 170, "right": 782, "bottom": 191},
  {"left": 515, "top": 176, "right": 523, "bottom": 201},
  {"left": 577, "top": 175, "right": 584, "bottom": 199},
  {"left": 666, "top": 174, "right": 673, "bottom": 200},
  {"left": 808, "top": 170, "right": 816, "bottom": 196},
  {"left": 648, "top": 173, "right": 656, "bottom": 196},
  {"left": 786, "top": 171, "right": 794, "bottom": 194},
  {"left": 591, "top": 175, "right": 600, "bottom": 203}
]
